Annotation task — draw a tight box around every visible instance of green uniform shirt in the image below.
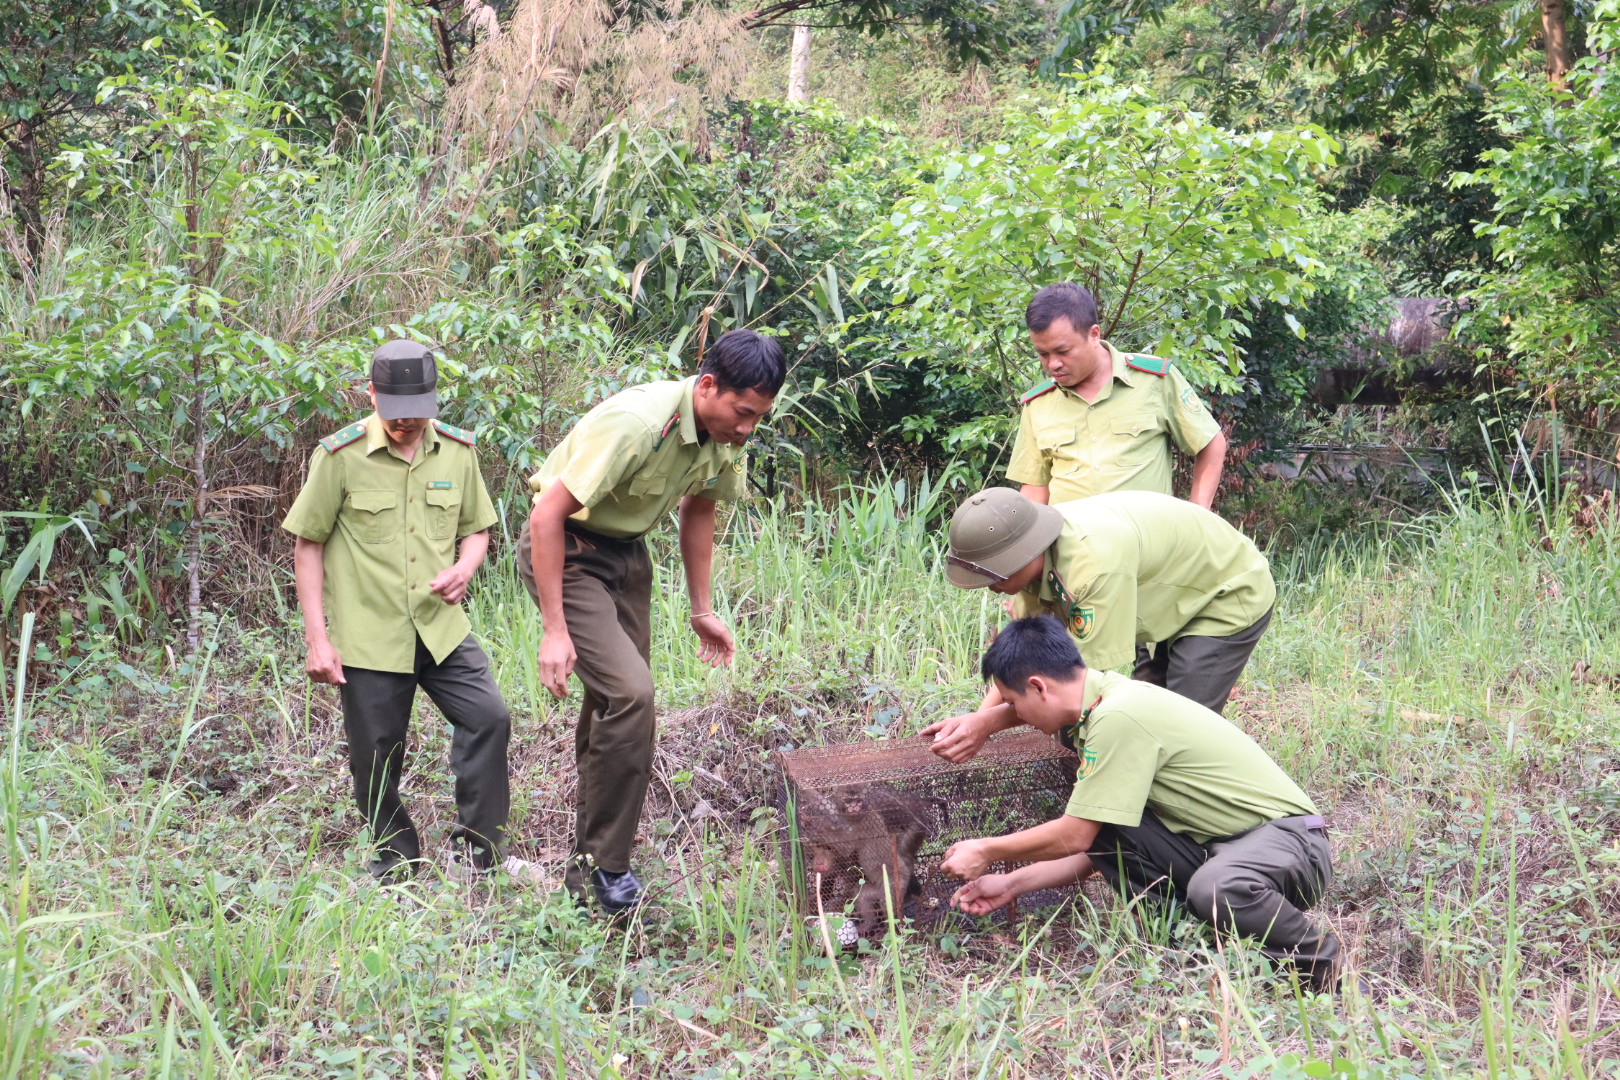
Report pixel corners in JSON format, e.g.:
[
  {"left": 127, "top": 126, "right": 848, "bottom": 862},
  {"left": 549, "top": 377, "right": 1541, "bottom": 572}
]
[
  {"left": 1012, "top": 491, "right": 1275, "bottom": 671},
  {"left": 1006, "top": 341, "right": 1220, "bottom": 504},
  {"left": 282, "top": 414, "right": 500, "bottom": 674},
  {"left": 529, "top": 376, "right": 747, "bottom": 540},
  {"left": 1063, "top": 670, "right": 1316, "bottom": 842}
]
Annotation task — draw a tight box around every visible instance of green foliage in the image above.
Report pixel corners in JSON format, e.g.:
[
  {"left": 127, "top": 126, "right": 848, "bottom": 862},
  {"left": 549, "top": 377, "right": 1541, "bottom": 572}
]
[
  {"left": 1453, "top": 2, "right": 1620, "bottom": 406},
  {"left": 858, "top": 74, "right": 1339, "bottom": 466}
]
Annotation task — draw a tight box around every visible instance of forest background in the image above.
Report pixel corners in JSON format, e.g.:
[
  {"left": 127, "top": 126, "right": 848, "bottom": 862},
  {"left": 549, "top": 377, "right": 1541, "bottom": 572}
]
[{"left": 1, "top": 0, "right": 1618, "bottom": 1077}]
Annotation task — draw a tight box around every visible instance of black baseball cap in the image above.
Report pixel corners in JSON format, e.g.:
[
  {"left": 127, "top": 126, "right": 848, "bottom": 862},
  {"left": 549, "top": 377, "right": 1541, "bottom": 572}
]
[{"left": 370, "top": 340, "right": 438, "bottom": 420}]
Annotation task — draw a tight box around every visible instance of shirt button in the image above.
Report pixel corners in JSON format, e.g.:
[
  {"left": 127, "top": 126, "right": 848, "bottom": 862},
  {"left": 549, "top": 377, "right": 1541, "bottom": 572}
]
[
  {"left": 410, "top": 556, "right": 417, "bottom": 563},
  {"left": 409, "top": 526, "right": 415, "bottom": 533}
]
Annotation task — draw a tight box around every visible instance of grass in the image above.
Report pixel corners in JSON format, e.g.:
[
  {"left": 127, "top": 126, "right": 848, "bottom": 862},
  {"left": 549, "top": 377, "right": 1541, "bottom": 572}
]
[{"left": 3, "top": 480, "right": 1619, "bottom": 1078}]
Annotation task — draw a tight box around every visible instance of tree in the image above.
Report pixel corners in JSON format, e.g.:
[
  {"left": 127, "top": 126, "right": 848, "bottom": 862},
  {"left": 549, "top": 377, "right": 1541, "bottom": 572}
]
[
  {"left": 861, "top": 76, "right": 1338, "bottom": 398},
  {"left": 1454, "top": 1, "right": 1620, "bottom": 410}
]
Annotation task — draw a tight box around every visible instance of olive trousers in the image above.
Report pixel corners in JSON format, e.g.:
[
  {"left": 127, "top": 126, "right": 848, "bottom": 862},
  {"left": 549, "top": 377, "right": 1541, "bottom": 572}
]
[
  {"left": 1132, "top": 606, "right": 1273, "bottom": 715},
  {"left": 1089, "top": 809, "right": 1341, "bottom": 989},
  {"left": 517, "top": 522, "right": 654, "bottom": 874},
  {"left": 339, "top": 634, "right": 511, "bottom": 875}
]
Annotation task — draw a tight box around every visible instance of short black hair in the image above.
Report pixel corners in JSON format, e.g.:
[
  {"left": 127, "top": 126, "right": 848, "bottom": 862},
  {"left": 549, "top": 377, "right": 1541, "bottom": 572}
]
[
  {"left": 1025, "top": 283, "right": 1098, "bottom": 334},
  {"left": 980, "top": 616, "right": 1086, "bottom": 687},
  {"left": 700, "top": 329, "right": 786, "bottom": 396}
]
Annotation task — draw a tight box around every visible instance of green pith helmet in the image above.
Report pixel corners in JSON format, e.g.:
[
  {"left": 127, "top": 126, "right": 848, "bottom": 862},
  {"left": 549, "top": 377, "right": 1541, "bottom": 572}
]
[{"left": 946, "top": 487, "right": 1064, "bottom": 588}]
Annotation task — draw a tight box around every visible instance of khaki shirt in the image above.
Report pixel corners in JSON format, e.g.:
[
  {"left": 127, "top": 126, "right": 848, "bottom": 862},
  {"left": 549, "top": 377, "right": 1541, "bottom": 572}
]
[
  {"left": 529, "top": 376, "right": 747, "bottom": 540},
  {"left": 1006, "top": 341, "right": 1221, "bottom": 503},
  {"left": 1063, "top": 670, "right": 1316, "bottom": 843},
  {"left": 1012, "top": 491, "right": 1275, "bottom": 672},
  {"left": 282, "top": 415, "right": 499, "bottom": 673}
]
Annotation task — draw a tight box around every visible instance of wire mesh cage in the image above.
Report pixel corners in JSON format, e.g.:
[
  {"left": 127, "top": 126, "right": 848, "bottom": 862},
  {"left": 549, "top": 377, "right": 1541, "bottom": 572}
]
[{"left": 776, "top": 729, "right": 1079, "bottom": 935}]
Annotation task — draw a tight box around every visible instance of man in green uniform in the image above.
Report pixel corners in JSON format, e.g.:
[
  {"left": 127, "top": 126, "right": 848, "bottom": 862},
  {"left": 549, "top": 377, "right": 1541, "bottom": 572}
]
[
  {"left": 926, "top": 488, "right": 1272, "bottom": 759},
  {"left": 518, "top": 328, "right": 785, "bottom": 913},
  {"left": 939, "top": 615, "right": 1342, "bottom": 991},
  {"left": 1007, "top": 282, "right": 1227, "bottom": 508},
  {"left": 284, "top": 340, "right": 534, "bottom": 883},
  {"left": 1006, "top": 283, "right": 1229, "bottom": 682}
]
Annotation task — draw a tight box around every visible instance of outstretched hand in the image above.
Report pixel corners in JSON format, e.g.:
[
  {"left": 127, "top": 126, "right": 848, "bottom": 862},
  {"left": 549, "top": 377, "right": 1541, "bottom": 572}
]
[
  {"left": 951, "top": 873, "right": 1020, "bottom": 915},
  {"left": 691, "top": 614, "right": 735, "bottom": 667},
  {"left": 921, "top": 711, "right": 990, "bottom": 764}
]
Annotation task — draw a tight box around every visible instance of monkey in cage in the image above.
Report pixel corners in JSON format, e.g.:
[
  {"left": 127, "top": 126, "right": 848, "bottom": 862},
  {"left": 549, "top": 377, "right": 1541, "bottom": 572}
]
[{"left": 795, "top": 783, "right": 943, "bottom": 934}]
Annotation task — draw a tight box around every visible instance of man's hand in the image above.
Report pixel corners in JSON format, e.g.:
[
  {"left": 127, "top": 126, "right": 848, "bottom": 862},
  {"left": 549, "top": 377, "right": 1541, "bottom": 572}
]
[
  {"left": 951, "top": 874, "right": 1020, "bottom": 915},
  {"left": 428, "top": 562, "right": 475, "bottom": 604},
  {"left": 538, "top": 630, "right": 576, "bottom": 700},
  {"left": 921, "top": 711, "right": 993, "bottom": 764},
  {"left": 691, "top": 613, "right": 735, "bottom": 667},
  {"left": 939, "top": 838, "right": 992, "bottom": 881},
  {"left": 306, "top": 638, "right": 346, "bottom": 685}
]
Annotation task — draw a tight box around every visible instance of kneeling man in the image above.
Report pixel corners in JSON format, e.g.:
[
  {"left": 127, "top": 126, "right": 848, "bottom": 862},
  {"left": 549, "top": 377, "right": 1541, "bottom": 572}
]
[{"left": 940, "top": 615, "right": 1342, "bottom": 991}]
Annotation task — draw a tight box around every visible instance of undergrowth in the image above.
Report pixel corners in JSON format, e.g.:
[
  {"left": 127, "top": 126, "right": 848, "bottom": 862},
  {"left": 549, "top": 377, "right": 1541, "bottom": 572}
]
[{"left": 3, "top": 482, "right": 1618, "bottom": 1078}]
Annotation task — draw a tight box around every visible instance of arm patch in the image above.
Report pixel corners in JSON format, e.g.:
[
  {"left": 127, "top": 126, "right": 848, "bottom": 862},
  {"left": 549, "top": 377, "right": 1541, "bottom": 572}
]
[
  {"left": 1124, "top": 354, "right": 1172, "bottom": 377},
  {"left": 433, "top": 419, "right": 476, "bottom": 447},
  {"left": 318, "top": 422, "right": 367, "bottom": 453},
  {"left": 1020, "top": 378, "right": 1057, "bottom": 405}
]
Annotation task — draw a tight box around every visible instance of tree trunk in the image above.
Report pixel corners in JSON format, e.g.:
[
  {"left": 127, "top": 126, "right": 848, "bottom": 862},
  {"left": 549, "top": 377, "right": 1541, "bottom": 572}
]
[
  {"left": 1542, "top": 0, "right": 1574, "bottom": 89},
  {"left": 787, "top": 24, "right": 811, "bottom": 102}
]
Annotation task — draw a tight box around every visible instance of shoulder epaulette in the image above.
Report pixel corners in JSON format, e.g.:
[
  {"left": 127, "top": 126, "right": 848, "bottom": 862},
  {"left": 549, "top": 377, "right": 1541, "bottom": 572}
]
[
  {"left": 654, "top": 413, "right": 680, "bottom": 449},
  {"left": 1020, "top": 379, "right": 1057, "bottom": 405},
  {"left": 1125, "top": 354, "right": 1172, "bottom": 376},
  {"left": 432, "top": 419, "right": 476, "bottom": 447},
  {"left": 318, "top": 422, "right": 367, "bottom": 453}
]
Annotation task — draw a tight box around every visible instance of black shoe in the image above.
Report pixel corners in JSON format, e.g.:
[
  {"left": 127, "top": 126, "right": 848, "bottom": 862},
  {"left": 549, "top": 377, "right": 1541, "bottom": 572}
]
[{"left": 590, "top": 867, "right": 645, "bottom": 914}]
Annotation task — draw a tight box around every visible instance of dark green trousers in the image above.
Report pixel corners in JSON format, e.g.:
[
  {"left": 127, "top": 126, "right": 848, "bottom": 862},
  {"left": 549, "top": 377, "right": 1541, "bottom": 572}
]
[
  {"left": 1089, "top": 809, "right": 1341, "bottom": 989},
  {"left": 1132, "top": 606, "right": 1273, "bottom": 715},
  {"left": 517, "top": 522, "right": 654, "bottom": 874},
  {"left": 339, "top": 634, "right": 511, "bottom": 873}
]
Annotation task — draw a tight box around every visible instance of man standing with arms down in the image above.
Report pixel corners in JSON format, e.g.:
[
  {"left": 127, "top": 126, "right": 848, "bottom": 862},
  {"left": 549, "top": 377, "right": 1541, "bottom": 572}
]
[
  {"left": 284, "top": 340, "right": 533, "bottom": 883},
  {"left": 1007, "top": 282, "right": 1230, "bottom": 686},
  {"left": 939, "top": 616, "right": 1343, "bottom": 992},
  {"left": 1007, "top": 282, "right": 1227, "bottom": 508},
  {"left": 519, "top": 329, "right": 785, "bottom": 914},
  {"left": 926, "top": 487, "right": 1274, "bottom": 760}
]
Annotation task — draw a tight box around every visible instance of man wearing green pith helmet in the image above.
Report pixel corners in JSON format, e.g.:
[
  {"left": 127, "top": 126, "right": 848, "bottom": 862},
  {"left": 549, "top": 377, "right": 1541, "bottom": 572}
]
[{"left": 924, "top": 488, "right": 1275, "bottom": 762}]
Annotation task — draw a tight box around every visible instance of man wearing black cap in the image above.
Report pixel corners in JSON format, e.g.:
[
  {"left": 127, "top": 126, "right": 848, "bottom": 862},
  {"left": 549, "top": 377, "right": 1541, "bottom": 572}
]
[{"left": 283, "top": 340, "right": 535, "bottom": 883}]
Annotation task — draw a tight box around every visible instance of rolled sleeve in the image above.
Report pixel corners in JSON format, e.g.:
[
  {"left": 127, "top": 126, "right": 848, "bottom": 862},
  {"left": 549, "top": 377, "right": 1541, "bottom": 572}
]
[
  {"left": 282, "top": 449, "right": 342, "bottom": 543},
  {"left": 538, "top": 413, "right": 654, "bottom": 509},
  {"left": 1073, "top": 571, "right": 1137, "bottom": 672},
  {"left": 1005, "top": 408, "right": 1050, "bottom": 487},
  {"left": 1064, "top": 712, "right": 1159, "bottom": 826},
  {"left": 1165, "top": 367, "right": 1221, "bottom": 455}
]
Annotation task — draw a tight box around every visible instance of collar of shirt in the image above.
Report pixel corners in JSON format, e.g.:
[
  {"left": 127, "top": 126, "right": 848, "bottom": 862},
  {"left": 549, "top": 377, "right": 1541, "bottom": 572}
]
[
  {"left": 363, "top": 412, "right": 440, "bottom": 463},
  {"left": 676, "top": 377, "right": 702, "bottom": 446},
  {"left": 1056, "top": 339, "right": 1136, "bottom": 407}
]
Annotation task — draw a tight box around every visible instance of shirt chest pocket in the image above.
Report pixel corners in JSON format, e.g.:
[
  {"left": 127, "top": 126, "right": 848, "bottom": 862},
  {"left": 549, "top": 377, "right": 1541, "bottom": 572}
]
[
  {"left": 625, "top": 471, "right": 667, "bottom": 500},
  {"left": 343, "top": 490, "right": 399, "bottom": 544},
  {"left": 425, "top": 488, "right": 461, "bottom": 540},
  {"left": 1034, "top": 421, "right": 1080, "bottom": 458},
  {"left": 1110, "top": 414, "right": 1164, "bottom": 463}
]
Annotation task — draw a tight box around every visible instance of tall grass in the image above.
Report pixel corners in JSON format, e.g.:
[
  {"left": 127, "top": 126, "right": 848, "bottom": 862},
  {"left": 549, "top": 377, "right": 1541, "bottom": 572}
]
[{"left": 2, "top": 483, "right": 1618, "bottom": 1077}]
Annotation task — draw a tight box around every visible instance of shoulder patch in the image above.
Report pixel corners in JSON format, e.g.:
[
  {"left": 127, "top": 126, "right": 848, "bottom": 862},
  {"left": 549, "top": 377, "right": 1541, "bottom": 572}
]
[
  {"left": 1020, "top": 378, "right": 1057, "bottom": 405},
  {"left": 318, "top": 422, "right": 367, "bottom": 453},
  {"left": 432, "top": 419, "right": 476, "bottom": 447},
  {"left": 1125, "top": 354, "right": 1172, "bottom": 377}
]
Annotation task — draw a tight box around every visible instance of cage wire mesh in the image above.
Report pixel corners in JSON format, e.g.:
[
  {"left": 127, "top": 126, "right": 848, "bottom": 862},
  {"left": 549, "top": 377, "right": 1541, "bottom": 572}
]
[{"left": 776, "top": 730, "right": 1079, "bottom": 935}]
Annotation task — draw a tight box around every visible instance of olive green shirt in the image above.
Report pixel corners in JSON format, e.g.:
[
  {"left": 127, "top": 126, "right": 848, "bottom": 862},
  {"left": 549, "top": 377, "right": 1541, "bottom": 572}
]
[
  {"left": 529, "top": 376, "right": 747, "bottom": 540},
  {"left": 1006, "top": 341, "right": 1221, "bottom": 504},
  {"left": 1012, "top": 491, "right": 1275, "bottom": 672},
  {"left": 282, "top": 415, "right": 499, "bottom": 673},
  {"left": 1064, "top": 670, "right": 1316, "bottom": 843}
]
